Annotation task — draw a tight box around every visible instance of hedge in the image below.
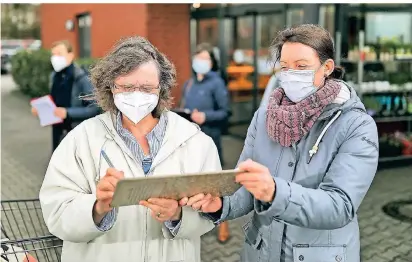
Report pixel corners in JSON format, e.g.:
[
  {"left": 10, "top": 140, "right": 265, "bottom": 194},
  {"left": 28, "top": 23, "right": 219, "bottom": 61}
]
[{"left": 11, "top": 49, "right": 97, "bottom": 98}]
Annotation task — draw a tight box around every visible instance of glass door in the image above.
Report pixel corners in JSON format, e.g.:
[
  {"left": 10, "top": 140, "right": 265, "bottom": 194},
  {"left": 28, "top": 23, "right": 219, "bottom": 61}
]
[
  {"left": 226, "top": 12, "right": 284, "bottom": 137},
  {"left": 193, "top": 11, "right": 285, "bottom": 138},
  {"left": 77, "top": 13, "right": 92, "bottom": 58}
]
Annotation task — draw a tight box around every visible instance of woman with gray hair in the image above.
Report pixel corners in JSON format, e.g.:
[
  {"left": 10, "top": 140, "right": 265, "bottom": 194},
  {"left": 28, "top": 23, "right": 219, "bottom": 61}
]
[{"left": 39, "top": 36, "right": 220, "bottom": 262}]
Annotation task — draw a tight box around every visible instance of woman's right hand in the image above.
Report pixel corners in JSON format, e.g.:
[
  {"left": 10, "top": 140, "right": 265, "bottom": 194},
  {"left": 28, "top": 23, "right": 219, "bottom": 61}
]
[
  {"left": 93, "top": 168, "right": 124, "bottom": 224},
  {"left": 181, "top": 193, "right": 222, "bottom": 213}
]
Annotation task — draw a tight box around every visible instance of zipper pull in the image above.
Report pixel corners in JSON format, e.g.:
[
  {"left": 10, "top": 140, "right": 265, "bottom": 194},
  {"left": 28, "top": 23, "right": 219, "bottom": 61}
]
[
  {"left": 309, "top": 145, "right": 318, "bottom": 157},
  {"left": 307, "top": 145, "right": 318, "bottom": 164}
]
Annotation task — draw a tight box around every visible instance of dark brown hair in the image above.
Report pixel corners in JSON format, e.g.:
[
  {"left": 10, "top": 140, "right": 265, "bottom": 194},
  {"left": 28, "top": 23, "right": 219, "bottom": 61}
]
[
  {"left": 270, "top": 24, "right": 344, "bottom": 79},
  {"left": 51, "top": 40, "right": 74, "bottom": 53}
]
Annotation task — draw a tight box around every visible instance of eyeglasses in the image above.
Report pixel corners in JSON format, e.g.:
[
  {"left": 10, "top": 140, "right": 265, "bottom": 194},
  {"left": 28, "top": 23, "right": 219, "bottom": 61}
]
[{"left": 111, "top": 83, "right": 160, "bottom": 93}]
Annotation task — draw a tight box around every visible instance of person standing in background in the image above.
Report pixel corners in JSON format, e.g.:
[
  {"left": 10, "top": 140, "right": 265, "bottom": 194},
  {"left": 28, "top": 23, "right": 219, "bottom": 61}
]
[
  {"left": 31, "top": 40, "right": 100, "bottom": 151},
  {"left": 181, "top": 43, "right": 230, "bottom": 165},
  {"left": 260, "top": 61, "right": 281, "bottom": 107},
  {"left": 180, "top": 43, "right": 231, "bottom": 243}
]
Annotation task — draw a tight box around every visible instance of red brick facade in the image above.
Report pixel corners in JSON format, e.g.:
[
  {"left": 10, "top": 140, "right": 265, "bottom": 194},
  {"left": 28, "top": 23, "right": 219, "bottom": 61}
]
[{"left": 40, "top": 3, "right": 191, "bottom": 103}]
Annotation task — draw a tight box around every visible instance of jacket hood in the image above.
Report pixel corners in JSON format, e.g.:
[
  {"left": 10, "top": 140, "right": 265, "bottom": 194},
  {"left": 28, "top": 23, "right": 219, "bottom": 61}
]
[
  {"left": 73, "top": 64, "right": 88, "bottom": 80},
  {"left": 50, "top": 63, "right": 87, "bottom": 81},
  {"left": 204, "top": 70, "right": 221, "bottom": 80},
  {"left": 318, "top": 80, "right": 366, "bottom": 120}
]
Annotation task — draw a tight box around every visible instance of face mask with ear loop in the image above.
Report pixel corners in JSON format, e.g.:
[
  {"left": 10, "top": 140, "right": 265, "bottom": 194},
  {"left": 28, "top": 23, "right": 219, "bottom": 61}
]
[
  {"left": 114, "top": 91, "right": 159, "bottom": 125},
  {"left": 279, "top": 63, "right": 329, "bottom": 103},
  {"left": 51, "top": 55, "right": 68, "bottom": 72}
]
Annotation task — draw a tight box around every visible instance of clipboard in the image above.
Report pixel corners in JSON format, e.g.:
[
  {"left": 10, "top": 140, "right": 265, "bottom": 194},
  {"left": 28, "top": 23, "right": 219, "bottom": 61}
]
[{"left": 110, "top": 169, "right": 242, "bottom": 207}]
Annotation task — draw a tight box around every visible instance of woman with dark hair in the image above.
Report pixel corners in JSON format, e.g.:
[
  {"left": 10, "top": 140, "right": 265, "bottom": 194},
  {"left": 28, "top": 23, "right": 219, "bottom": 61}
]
[
  {"left": 185, "top": 24, "right": 379, "bottom": 261},
  {"left": 180, "top": 43, "right": 230, "bottom": 165},
  {"left": 180, "top": 42, "right": 230, "bottom": 242}
]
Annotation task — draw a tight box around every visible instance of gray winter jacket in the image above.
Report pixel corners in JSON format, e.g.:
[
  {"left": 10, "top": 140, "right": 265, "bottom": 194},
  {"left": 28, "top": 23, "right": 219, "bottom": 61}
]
[{"left": 212, "top": 81, "right": 379, "bottom": 262}]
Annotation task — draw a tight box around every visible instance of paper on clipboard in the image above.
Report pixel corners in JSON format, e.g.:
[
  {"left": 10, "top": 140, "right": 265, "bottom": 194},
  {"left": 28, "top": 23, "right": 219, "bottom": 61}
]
[
  {"left": 30, "top": 95, "right": 63, "bottom": 127},
  {"left": 110, "top": 169, "right": 242, "bottom": 207}
]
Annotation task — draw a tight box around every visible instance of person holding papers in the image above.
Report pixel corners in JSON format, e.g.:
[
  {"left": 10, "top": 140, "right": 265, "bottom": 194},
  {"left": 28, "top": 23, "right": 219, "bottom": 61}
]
[
  {"left": 185, "top": 25, "right": 379, "bottom": 262},
  {"left": 31, "top": 40, "right": 99, "bottom": 151},
  {"left": 39, "top": 36, "right": 219, "bottom": 262}
]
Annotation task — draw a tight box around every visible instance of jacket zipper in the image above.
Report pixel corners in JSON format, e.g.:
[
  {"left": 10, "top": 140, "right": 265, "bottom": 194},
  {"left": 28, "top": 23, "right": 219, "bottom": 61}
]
[
  {"left": 144, "top": 210, "right": 148, "bottom": 262},
  {"left": 98, "top": 118, "right": 197, "bottom": 262},
  {"left": 99, "top": 119, "right": 149, "bottom": 262}
]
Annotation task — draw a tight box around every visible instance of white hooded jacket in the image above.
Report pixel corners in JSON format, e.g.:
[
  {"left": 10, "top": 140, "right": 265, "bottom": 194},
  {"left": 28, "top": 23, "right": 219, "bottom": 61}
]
[{"left": 39, "top": 111, "right": 219, "bottom": 262}]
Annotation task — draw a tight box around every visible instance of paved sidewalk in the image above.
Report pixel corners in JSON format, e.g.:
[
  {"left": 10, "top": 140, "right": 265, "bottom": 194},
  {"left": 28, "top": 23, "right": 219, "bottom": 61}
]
[{"left": 1, "top": 75, "right": 411, "bottom": 262}]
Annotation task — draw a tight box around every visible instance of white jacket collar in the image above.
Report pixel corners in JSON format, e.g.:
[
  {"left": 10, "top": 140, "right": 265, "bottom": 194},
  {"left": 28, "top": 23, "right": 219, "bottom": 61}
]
[{"left": 96, "top": 110, "right": 201, "bottom": 166}]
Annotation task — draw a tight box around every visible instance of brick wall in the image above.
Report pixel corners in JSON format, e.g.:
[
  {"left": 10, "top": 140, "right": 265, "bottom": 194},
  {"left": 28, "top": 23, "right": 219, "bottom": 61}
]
[
  {"left": 40, "top": 3, "right": 191, "bottom": 105},
  {"left": 40, "top": 4, "right": 147, "bottom": 57},
  {"left": 147, "top": 4, "right": 191, "bottom": 105}
]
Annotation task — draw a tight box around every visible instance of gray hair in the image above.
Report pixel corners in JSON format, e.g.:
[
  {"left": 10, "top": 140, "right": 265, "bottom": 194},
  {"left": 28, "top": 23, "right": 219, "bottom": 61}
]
[{"left": 89, "top": 36, "right": 177, "bottom": 117}]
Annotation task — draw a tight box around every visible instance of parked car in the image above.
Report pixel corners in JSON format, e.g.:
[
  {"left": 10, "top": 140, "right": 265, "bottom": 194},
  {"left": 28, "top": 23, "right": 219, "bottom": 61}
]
[
  {"left": 1, "top": 54, "right": 13, "bottom": 75},
  {"left": 28, "top": 40, "right": 42, "bottom": 50},
  {"left": 1, "top": 41, "right": 24, "bottom": 74},
  {"left": 0, "top": 39, "right": 40, "bottom": 74}
]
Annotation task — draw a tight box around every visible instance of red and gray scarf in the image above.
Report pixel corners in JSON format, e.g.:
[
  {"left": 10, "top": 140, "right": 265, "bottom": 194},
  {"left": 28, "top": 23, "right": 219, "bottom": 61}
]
[{"left": 266, "top": 79, "right": 342, "bottom": 147}]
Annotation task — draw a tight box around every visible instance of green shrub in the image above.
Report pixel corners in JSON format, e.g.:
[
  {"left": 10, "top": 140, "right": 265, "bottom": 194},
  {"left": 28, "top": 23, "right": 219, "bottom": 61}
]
[
  {"left": 11, "top": 48, "right": 53, "bottom": 98},
  {"left": 11, "top": 49, "right": 98, "bottom": 98},
  {"left": 76, "top": 57, "right": 98, "bottom": 72}
]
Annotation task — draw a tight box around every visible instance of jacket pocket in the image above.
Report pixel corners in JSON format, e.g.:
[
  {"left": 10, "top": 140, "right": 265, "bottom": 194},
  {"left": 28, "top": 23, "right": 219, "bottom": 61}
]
[
  {"left": 292, "top": 244, "right": 346, "bottom": 262},
  {"left": 242, "top": 220, "right": 263, "bottom": 250}
]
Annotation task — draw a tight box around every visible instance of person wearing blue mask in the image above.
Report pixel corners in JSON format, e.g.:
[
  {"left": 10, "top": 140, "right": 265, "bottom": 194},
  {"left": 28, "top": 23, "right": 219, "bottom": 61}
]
[
  {"left": 180, "top": 42, "right": 230, "bottom": 242},
  {"left": 185, "top": 24, "right": 379, "bottom": 262},
  {"left": 180, "top": 43, "right": 230, "bottom": 166}
]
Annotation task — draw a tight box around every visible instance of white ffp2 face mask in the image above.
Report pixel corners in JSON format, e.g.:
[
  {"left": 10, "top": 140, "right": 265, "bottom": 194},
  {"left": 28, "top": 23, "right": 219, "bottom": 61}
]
[
  {"left": 51, "top": 55, "right": 68, "bottom": 72},
  {"left": 114, "top": 91, "right": 159, "bottom": 124}
]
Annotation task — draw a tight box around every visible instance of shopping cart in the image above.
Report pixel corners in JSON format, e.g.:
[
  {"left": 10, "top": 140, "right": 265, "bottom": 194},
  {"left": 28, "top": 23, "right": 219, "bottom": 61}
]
[
  {"left": 1, "top": 236, "right": 62, "bottom": 262},
  {"left": 1, "top": 199, "right": 50, "bottom": 240},
  {"left": 1, "top": 199, "right": 62, "bottom": 262}
]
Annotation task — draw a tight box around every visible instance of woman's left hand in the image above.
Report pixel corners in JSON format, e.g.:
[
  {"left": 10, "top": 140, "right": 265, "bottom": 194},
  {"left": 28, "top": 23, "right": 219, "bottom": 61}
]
[
  {"left": 139, "top": 198, "right": 182, "bottom": 222},
  {"left": 236, "top": 159, "right": 276, "bottom": 203}
]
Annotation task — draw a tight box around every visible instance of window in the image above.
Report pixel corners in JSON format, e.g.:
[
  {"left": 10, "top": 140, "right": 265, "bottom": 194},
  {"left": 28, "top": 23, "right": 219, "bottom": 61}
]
[
  {"left": 366, "top": 12, "right": 412, "bottom": 43},
  {"left": 259, "top": 13, "right": 284, "bottom": 76},
  {"left": 319, "top": 5, "right": 335, "bottom": 36},
  {"left": 236, "top": 16, "right": 253, "bottom": 50},
  {"left": 77, "top": 13, "right": 92, "bottom": 58},
  {"left": 259, "top": 14, "right": 284, "bottom": 49},
  {"left": 197, "top": 19, "right": 218, "bottom": 47},
  {"left": 286, "top": 8, "right": 304, "bottom": 27}
]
